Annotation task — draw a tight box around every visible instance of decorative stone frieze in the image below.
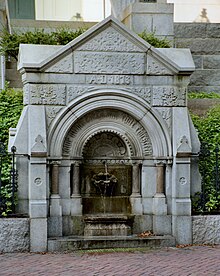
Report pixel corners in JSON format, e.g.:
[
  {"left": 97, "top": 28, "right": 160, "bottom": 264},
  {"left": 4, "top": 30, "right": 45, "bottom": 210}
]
[
  {"left": 152, "top": 86, "right": 186, "bottom": 106},
  {"left": 147, "top": 56, "right": 173, "bottom": 75},
  {"left": 155, "top": 107, "right": 172, "bottom": 131},
  {"left": 77, "top": 26, "right": 144, "bottom": 52},
  {"left": 45, "top": 54, "right": 73, "bottom": 73},
  {"left": 24, "top": 84, "right": 66, "bottom": 105},
  {"left": 46, "top": 106, "right": 63, "bottom": 127},
  {"left": 74, "top": 52, "right": 145, "bottom": 74}
]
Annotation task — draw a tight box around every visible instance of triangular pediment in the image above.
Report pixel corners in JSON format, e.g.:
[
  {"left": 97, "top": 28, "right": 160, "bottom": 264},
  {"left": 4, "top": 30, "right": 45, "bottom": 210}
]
[{"left": 18, "top": 16, "right": 195, "bottom": 75}]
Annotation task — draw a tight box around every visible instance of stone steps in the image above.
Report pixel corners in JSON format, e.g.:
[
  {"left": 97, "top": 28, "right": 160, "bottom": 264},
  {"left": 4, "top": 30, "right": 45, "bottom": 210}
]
[{"left": 48, "top": 235, "right": 176, "bottom": 252}]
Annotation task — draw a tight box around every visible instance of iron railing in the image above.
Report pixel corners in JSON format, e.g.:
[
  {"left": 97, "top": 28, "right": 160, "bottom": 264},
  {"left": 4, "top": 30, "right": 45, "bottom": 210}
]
[{"left": 0, "top": 142, "right": 18, "bottom": 216}]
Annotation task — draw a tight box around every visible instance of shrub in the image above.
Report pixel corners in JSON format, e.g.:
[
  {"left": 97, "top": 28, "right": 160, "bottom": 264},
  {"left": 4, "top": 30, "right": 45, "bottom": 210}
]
[
  {"left": 0, "top": 85, "right": 23, "bottom": 216},
  {"left": 138, "top": 30, "right": 171, "bottom": 48},
  {"left": 191, "top": 105, "right": 220, "bottom": 213}
]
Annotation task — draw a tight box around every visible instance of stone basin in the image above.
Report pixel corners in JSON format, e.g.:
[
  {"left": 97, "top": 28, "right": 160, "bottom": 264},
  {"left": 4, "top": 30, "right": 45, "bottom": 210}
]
[{"left": 84, "top": 214, "right": 134, "bottom": 236}]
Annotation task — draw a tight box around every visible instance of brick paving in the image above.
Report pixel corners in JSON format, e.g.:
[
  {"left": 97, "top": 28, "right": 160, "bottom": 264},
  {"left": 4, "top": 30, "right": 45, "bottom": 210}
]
[{"left": 1, "top": 245, "right": 220, "bottom": 276}]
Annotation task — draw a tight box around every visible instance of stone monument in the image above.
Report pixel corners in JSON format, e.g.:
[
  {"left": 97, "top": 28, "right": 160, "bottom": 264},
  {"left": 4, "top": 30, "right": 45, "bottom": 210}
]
[{"left": 10, "top": 15, "right": 200, "bottom": 252}]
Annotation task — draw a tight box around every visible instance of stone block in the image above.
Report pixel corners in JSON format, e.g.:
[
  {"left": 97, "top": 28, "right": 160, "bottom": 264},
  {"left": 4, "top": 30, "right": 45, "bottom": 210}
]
[
  {"left": 190, "top": 70, "right": 220, "bottom": 86},
  {"left": 48, "top": 216, "right": 62, "bottom": 237},
  {"left": 172, "top": 216, "right": 192, "bottom": 245},
  {"left": 0, "top": 218, "right": 30, "bottom": 253},
  {"left": 132, "top": 215, "right": 153, "bottom": 234},
  {"left": 30, "top": 218, "right": 47, "bottom": 252},
  {"left": 174, "top": 23, "right": 207, "bottom": 39},
  {"left": 142, "top": 198, "right": 153, "bottom": 214},
  {"left": 193, "top": 216, "right": 220, "bottom": 245},
  {"left": 192, "top": 55, "right": 203, "bottom": 69},
  {"left": 207, "top": 24, "right": 220, "bottom": 38},
  {"left": 153, "top": 215, "right": 171, "bottom": 235},
  {"left": 175, "top": 39, "right": 220, "bottom": 55},
  {"left": 29, "top": 201, "right": 48, "bottom": 218},
  {"left": 153, "top": 195, "right": 167, "bottom": 215},
  {"left": 203, "top": 55, "right": 220, "bottom": 69},
  {"left": 172, "top": 199, "right": 191, "bottom": 216}
]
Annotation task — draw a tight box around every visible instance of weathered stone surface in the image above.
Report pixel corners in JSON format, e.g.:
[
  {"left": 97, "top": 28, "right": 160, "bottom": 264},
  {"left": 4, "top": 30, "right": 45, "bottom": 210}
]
[
  {"left": 188, "top": 86, "right": 220, "bottom": 94},
  {"left": 175, "top": 39, "right": 220, "bottom": 55},
  {"left": 190, "top": 70, "right": 220, "bottom": 86},
  {"left": 0, "top": 218, "right": 30, "bottom": 252},
  {"left": 174, "top": 23, "right": 207, "bottom": 39},
  {"left": 192, "top": 55, "right": 203, "bottom": 69},
  {"left": 74, "top": 52, "right": 145, "bottom": 74},
  {"left": 203, "top": 55, "right": 220, "bottom": 69},
  {"left": 193, "top": 216, "right": 220, "bottom": 244}
]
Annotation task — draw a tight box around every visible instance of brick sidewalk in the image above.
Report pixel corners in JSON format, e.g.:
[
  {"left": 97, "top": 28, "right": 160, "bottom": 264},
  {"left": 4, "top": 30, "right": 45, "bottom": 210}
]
[{"left": 1, "top": 245, "right": 220, "bottom": 276}]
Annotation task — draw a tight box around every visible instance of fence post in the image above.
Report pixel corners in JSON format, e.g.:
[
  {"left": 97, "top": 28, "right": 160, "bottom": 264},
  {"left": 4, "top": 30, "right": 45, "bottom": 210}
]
[
  {"left": 10, "top": 146, "right": 17, "bottom": 214},
  {"left": 0, "top": 141, "right": 6, "bottom": 213}
]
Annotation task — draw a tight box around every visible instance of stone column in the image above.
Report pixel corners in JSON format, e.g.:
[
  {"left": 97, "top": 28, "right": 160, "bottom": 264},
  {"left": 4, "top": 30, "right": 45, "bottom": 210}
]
[
  {"left": 71, "top": 161, "right": 80, "bottom": 197},
  {"left": 131, "top": 162, "right": 141, "bottom": 196},
  {"left": 51, "top": 162, "right": 60, "bottom": 196},
  {"left": 49, "top": 161, "right": 62, "bottom": 237},
  {"left": 130, "top": 161, "right": 143, "bottom": 214},
  {"left": 70, "top": 161, "right": 82, "bottom": 215},
  {"left": 156, "top": 162, "right": 165, "bottom": 195}
]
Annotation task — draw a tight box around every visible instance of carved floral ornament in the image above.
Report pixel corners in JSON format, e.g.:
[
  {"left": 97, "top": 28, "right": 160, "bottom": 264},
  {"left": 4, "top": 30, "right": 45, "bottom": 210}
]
[{"left": 62, "top": 109, "right": 153, "bottom": 157}]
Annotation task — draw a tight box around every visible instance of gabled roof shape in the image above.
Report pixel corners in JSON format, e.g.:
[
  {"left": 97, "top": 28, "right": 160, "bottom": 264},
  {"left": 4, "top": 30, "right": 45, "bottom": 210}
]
[{"left": 18, "top": 16, "right": 195, "bottom": 75}]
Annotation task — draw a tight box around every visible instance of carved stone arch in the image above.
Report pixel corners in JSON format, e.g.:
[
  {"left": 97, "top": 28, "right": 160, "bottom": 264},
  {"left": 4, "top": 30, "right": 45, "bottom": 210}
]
[
  {"left": 48, "top": 89, "right": 171, "bottom": 158},
  {"left": 62, "top": 109, "right": 153, "bottom": 158}
]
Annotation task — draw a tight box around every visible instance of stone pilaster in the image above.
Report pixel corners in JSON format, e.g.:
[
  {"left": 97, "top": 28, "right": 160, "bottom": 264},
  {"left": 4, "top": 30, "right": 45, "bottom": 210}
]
[
  {"left": 130, "top": 161, "right": 143, "bottom": 214},
  {"left": 48, "top": 161, "right": 62, "bottom": 237}
]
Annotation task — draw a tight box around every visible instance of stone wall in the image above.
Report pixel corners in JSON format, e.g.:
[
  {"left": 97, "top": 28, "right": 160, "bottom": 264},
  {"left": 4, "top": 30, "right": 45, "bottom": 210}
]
[
  {"left": 0, "top": 218, "right": 30, "bottom": 252},
  {"left": 0, "top": 216, "right": 220, "bottom": 252},
  {"left": 174, "top": 23, "right": 220, "bottom": 94},
  {"left": 193, "top": 216, "right": 220, "bottom": 245}
]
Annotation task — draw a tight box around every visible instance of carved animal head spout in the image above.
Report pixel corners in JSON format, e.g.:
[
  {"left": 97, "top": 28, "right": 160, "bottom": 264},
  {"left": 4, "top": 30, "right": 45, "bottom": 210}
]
[{"left": 91, "top": 161, "right": 118, "bottom": 196}]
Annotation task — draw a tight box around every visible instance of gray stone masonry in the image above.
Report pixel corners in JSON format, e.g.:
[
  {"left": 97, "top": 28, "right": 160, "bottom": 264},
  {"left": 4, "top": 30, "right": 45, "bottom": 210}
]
[
  {"left": 0, "top": 218, "right": 30, "bottom": 252},
  {"left": 174, "top": 23, "right": 220, "bottom": 93}
]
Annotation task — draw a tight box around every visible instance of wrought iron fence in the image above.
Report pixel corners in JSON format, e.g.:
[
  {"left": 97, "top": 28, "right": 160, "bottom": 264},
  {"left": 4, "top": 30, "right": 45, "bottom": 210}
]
[
  {"left": 194, "top": 142, "right": 220, "bottom": 213},
  {"left": 0, "top": 142, "right": 18, "bottom": 216}
]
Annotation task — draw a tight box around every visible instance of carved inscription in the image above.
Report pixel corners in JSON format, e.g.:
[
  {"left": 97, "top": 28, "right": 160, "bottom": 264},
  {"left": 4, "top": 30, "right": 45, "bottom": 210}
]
[
  {"left": 87, "top": 75, "right": 132, "bottom": 85},
  {"left": 77, "top": 27, "right": 143, "bottom": 52},
  {"left": 147, "top": 55, "right": 173, "bottom": 75},
  {"left": 63, "top": 110, "right": 152, "bottom": 157},
  {"left": 74, "top": 52, "right": 145, "bottom": 74},
  {"left": 153, "top": 86, "right": 186, "bottom": 106},
  {"left": 26, "top": 84, "right": 66, "bottom": 105},
  {"left": 45, "top": 54, "right": 73, "bottom": 73}
]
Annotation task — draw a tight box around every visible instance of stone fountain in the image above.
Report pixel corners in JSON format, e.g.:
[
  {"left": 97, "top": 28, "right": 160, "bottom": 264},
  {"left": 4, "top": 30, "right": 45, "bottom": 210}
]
[{"left": 83, "top": 160, "right": 134, "bottom": 236}]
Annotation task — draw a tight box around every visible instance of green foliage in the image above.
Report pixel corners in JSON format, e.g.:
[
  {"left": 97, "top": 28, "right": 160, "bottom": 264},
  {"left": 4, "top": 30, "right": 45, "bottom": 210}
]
[
  {"left": 191, "top": 105, "right": 220, "bottom": 213},
  {"left": 0, "top": 85, "right": 23, "bottom": 216},
  {"left": 188, "top": 91, "right": 220, "bottom": 99},
  {"left": 0, "top": 28, "right": 171, "bottom": 61},
  {"left": 138, "top": 30, "right": 171, "bottom": 48},
  {"left": 0, "top": 28, "right": 86, "bottom": 60}
]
